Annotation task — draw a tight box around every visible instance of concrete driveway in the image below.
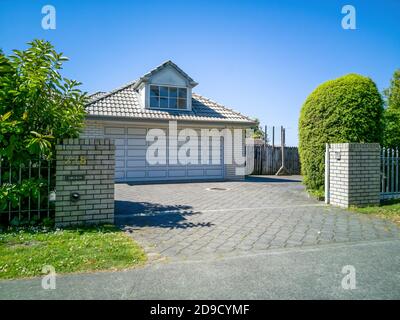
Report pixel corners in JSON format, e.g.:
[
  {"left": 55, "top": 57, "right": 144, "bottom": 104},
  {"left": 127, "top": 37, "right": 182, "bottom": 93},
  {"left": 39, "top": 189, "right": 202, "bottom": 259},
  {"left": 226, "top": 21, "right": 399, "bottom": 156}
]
[
  {"left": 2, "top": 176, "right": 400, "bottom": 300},
  {"left": 115, "top": 176, "right": 400, "bottom": 262}
]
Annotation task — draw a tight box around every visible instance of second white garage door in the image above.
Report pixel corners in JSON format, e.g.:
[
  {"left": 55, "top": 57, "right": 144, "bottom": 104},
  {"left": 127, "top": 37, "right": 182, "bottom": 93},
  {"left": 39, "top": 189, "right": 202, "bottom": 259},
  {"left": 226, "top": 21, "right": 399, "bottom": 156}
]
[{"left": 105, "top": 126, "right": 224, "bottom": 182}]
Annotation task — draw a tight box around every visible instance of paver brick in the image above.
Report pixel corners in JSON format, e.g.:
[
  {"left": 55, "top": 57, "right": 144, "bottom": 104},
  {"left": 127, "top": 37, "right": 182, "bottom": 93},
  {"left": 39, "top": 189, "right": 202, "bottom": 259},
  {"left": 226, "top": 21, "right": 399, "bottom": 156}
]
[{"left": 116, "top": 177, "right": 400, "bottom": 261}]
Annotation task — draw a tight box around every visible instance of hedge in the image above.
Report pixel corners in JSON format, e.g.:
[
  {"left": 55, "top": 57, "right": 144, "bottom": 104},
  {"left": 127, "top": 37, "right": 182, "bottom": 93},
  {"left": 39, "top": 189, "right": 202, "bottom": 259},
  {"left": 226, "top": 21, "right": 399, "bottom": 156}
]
[{"left": 298, "top": 74, "right": 384, "bottom": 190}]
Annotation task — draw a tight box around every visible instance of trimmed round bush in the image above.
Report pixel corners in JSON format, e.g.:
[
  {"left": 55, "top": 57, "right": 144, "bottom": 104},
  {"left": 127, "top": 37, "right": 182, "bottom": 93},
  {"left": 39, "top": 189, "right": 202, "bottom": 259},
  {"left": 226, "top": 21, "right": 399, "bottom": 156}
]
[{"left": 299, "top": 74, "right": 384, "bottom": 191}]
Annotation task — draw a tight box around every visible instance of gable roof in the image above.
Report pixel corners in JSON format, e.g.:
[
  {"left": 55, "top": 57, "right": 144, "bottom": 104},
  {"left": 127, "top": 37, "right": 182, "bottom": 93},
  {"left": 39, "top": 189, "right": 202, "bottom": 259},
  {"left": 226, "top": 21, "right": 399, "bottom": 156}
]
[
  {"left": 86, "top": 62, "right": 255, "bottom": 125},
  {"left": 132, "top": 60, "right": 198, "bottom": 89}
]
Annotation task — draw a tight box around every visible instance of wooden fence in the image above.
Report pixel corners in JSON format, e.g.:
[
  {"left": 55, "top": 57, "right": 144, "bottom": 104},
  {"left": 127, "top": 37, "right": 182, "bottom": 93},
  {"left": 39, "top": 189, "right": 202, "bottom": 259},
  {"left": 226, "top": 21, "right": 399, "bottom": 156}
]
[{"left": 247, "top": 145, "right": 301, "bottom": 175}]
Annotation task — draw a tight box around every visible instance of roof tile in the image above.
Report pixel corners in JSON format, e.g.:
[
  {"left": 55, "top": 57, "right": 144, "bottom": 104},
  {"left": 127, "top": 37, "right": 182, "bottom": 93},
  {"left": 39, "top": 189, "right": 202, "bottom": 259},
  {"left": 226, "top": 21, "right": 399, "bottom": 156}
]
[{"left": 86, "top": 83, "right": 254, "bottom": 124}]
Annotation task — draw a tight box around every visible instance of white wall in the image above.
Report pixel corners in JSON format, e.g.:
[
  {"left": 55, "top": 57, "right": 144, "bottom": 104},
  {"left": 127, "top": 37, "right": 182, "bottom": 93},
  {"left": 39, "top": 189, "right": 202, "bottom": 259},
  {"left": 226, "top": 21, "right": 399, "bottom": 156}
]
[
  {"left": 149, "top": 65, "right": 188, "bottom": 87},
  {"left": 145, "top": 65, "right": 193, "bottom": 110}
]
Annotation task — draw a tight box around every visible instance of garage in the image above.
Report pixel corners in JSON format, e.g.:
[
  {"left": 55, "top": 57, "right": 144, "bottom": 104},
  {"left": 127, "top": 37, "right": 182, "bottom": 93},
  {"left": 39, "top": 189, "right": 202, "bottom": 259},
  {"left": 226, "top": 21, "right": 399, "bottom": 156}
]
[
  {"left": 84, "top": 60, "right": 254, "bottom": 183},
  {"left": 105, "top": 126, "right": 224, "bottom": 182}
]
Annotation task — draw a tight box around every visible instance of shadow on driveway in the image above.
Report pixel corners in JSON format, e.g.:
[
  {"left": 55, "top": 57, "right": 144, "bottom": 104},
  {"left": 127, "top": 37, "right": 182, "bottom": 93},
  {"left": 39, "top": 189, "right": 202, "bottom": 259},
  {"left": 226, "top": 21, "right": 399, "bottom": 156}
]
[
  {"left": 115, "top": 200, "right": 213, "bottom": 230},
  {"left": 245, "top": 175, "right": 303, "bottom": 183}
]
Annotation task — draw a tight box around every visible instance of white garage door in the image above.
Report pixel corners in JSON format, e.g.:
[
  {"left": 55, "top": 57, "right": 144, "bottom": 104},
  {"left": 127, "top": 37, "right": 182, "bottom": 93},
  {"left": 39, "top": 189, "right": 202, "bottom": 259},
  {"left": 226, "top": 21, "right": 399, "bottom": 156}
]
[{"left": 105, "top": 126, "right": 224, "bottom": 182}]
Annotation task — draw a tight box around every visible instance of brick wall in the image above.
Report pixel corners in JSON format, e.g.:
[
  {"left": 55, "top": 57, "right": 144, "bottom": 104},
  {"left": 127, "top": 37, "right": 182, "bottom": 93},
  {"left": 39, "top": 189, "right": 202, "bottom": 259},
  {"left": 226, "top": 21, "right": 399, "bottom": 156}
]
[
  {"left": 327, "top": 143, "right": 380, "bottom": 208},
  {"left": 55, "top": 138, "right": 115, "bottom": 226}
]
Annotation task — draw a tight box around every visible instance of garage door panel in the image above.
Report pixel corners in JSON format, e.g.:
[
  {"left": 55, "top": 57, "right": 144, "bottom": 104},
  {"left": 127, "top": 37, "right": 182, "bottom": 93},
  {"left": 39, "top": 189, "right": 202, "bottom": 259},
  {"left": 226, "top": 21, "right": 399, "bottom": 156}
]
[
  {"left": 126, "top": 160, "right": 146, "bottom": 167},
  {"left": 146, "top": 158, "right": 168, "bottom": 168},
  {"left": 126, "top": 156, "right": 146, "bottom": 161},
  {"left": 108, "top": 125, "right": 224, "bottom": 182},
  {"left": 127, "top": 128, "right": 146, "bottom": 135},
  {"left": 127, "top": 149, "right": 146, "bottom": 157},
  {"left": 127, "top": 139, "right": 146, "bottom": 146},
  {"left": 105, "top": 127, "right": 125, "bottom": 135},
  {"left": 146, "top": 131, "right": 166, "bottom": 137},
  {"left": 115, "top": 160, "right": 125, "bottom": 168},
  {"left": 115, "top": 149, "right": 125, "bottom": 157},
  {"left": 186, "top": 164, "right": 211, "bottom": 168},
  {"left": 167, "top": 165, "right": 186, "bottom": 170},
  {"left": 114, "top": 138, "right": 126, "bottom": 146},
  {"left": 208, "top": 164, "right": 224, "bottom": 169},
  {"left": 126, "top": 147, "right": 147, "bottom": 153},
  {"left": 148, "top": 171, "right": 167, "bottom": 178},
  {"left": 115, "top": 171, "right": 125, "bottom": 180},
  {"left": 168, "top": 170, "right": 186, "bottom": 177},
  {"left": 126, "top": 170, "right": 146, "bottom": 178},
  {"left": 188, "top": 169, "right": 204, "bottom": 177},
  {"left": 206, "top": 169, "right": 222, "bottom": 176},
  {"left": 147, "top": 164, "right": 168, "bottom": 170}
]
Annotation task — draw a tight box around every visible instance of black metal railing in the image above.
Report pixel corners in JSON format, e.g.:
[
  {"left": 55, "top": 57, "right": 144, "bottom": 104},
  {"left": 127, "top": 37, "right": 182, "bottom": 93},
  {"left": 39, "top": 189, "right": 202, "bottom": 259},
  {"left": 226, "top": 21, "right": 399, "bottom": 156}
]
[{"left": 0, "top": 158, "right": 56, "bottom": 225}]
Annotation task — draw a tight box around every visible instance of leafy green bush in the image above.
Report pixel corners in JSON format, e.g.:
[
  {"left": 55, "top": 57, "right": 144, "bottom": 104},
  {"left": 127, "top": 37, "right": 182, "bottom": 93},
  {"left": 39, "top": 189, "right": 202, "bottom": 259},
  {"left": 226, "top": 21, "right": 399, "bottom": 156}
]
[
  {"left": 0, "top": 178, "right": 46, "bottom": 210},
  {"left": 0, "top": 40, "right": 87, "bottom": 162},
  {"left": 299, "top": 74, "right": 384, "bottom": 190},
  {"left": 0, "top": 40, "right": 87, "bottom": 225},
  {"left": 383, "top": 69, "right": 400, "bottom": 148}
]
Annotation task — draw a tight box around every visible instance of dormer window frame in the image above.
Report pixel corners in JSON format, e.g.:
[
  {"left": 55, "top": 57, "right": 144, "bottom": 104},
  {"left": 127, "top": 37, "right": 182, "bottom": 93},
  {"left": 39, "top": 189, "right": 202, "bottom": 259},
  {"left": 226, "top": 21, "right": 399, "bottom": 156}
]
[{"left": 146, "top": 83, "right": 191, "bottom": 111}]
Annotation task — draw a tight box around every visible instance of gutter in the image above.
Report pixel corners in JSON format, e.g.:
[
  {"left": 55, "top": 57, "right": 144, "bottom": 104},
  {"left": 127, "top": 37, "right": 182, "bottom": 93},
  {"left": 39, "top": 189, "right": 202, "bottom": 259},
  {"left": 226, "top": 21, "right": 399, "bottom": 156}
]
[{"left": 85, "top": 114, "right": 256, "bottom": 128}]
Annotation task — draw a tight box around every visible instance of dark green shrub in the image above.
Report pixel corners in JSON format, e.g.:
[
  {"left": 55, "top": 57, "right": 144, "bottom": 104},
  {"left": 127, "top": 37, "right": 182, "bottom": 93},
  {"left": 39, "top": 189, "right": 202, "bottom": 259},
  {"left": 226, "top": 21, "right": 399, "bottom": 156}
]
[
  {"left": 299, "top": 74, "right": 384, "bottom": 190},
  {"left": 383, "top": 69, "right": 400, "bottom": 148}
]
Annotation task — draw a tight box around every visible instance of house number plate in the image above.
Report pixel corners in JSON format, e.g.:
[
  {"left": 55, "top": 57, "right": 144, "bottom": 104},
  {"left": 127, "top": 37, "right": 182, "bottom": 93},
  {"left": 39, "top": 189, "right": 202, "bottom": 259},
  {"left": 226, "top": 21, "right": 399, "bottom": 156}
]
[{"left": 65, "top": 175, "right": 85, "bottom": 181}]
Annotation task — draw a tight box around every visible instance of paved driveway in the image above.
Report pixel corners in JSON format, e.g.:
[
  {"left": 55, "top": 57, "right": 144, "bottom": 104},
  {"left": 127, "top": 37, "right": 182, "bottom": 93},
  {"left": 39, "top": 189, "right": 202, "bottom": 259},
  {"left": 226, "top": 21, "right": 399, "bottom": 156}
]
[{"left": 115, "top": 176, "right": 400, "bottom": 262}]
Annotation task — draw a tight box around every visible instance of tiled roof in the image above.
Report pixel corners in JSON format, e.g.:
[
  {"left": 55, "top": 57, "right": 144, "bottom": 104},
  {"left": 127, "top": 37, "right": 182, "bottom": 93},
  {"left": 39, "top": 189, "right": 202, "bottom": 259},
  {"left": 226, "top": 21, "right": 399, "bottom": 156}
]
[
  {"left": 86, "top": 83, "right": 255, "bottom": 124},
  {"left": 88, "top": 91, "right": 107, "bottom": 102}
]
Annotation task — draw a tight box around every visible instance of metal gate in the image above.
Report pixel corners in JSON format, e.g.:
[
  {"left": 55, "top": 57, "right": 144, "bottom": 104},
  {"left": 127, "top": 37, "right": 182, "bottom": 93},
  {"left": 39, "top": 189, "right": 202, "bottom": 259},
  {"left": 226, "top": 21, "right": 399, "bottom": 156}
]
[
  {"left": 381, "top": 147, "right": 400, "bottom": 200},
  {"left": 0, "top": 159, "right": 56, "bottom": 224}
]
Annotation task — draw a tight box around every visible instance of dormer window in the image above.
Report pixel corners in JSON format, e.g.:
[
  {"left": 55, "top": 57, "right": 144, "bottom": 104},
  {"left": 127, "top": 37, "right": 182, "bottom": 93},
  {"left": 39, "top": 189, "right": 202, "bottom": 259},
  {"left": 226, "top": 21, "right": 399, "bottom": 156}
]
[{"left": 149, "top": 85, "right": 187, "bottom": 109}]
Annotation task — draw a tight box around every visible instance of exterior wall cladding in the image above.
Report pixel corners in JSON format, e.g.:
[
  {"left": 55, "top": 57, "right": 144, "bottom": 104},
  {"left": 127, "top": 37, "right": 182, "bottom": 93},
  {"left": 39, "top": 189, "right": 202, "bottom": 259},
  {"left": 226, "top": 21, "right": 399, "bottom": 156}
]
[
  {"left": 55, "top": 138, "right": 115, "bottom": 227},
  {"left": 81, "top": 119, "right": 246, "bottom": 181},
  {"left": 328, "top": 143, "right": 380, "bottom": 208}
]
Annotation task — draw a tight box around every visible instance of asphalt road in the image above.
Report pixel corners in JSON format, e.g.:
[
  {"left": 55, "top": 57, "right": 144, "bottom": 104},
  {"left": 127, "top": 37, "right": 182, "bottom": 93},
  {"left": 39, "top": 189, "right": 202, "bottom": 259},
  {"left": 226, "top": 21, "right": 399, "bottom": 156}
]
[{"left": 1, "top": 238, "right": 400, "bottom": 299}]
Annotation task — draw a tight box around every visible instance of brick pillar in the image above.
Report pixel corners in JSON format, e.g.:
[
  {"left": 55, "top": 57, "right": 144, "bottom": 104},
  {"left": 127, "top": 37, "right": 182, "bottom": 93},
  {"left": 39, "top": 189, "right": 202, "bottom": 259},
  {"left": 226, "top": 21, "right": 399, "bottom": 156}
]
[
  {"left": 55, "top": 138, "right": 115, "bottom": 226},
  {"left": 327, "top": 143, "right": 380, "bottom": 208}
]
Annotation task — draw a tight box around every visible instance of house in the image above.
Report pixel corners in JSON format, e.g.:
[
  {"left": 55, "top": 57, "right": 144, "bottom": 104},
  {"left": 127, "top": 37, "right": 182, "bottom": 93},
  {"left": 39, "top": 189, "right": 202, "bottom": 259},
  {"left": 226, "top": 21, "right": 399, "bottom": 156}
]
[{"left": 83, "top": 61, "right": 255, "bottom": 183}]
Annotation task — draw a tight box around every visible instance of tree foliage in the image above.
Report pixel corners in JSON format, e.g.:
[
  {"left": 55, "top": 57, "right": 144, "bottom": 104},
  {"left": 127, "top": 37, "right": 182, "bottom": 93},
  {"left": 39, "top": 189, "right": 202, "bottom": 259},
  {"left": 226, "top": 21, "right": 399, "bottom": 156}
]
[
  {"left": 299, "top": 74, "right": 384, "bottom": 190},
  {"left": 0, "top": 39, "right": 87, "bottom": 162},
  {"left": 0, "top": 40, "right": 87, "bottom": 223},
  {"left": 383, "top": 69, "right": 400, "bottom": 148},
  {"left": 251, "top": 118, "right": 265, "bottom": 140}
]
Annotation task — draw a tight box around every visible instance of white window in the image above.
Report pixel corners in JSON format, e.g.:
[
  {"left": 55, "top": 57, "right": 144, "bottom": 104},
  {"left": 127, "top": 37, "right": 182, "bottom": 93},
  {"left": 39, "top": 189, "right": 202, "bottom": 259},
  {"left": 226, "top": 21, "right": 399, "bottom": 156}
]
[{"left": 149, "top": 85, "right": 187, "bottom": 109}]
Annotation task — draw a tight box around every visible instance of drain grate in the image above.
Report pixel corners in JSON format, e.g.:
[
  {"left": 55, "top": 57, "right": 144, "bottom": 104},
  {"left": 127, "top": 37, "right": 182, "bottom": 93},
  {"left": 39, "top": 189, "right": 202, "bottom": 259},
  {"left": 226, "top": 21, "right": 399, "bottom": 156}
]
[{"left": 207, "top": 187, "right": 228, "bottom": 191}]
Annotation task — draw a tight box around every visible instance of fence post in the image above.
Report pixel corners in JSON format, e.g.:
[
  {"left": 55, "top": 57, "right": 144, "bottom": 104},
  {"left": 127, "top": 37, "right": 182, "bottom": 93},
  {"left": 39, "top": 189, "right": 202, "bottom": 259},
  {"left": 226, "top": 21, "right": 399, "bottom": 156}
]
[
  {"left": 328, "top": 143, "right": 380, "bottom": 207},
  {"left": 381, "top": 147, "right": 385, "bottom": 193},
  {"left": 272, "top": 126, "right": 275, "bottom": 148},
  {"left": 55, "top": 138, "right": 115, "bottom": 227},
  {"left": 275, "top": 126, "right": 289, "bottom": 175},
  {"left": 264, "top": 125, "right": 268, "bottom": 145},
  {"left": 325, "top": 143, "right": 330, "bottom": 204},
  {"left": 396, "top": 147, "right": 399, "bottom": 193}
]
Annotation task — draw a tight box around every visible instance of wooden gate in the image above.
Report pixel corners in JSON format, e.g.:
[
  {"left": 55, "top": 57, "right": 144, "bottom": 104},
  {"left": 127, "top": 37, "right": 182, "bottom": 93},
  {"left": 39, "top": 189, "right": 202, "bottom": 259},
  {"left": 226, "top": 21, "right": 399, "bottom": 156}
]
[{"left": 247, "top": 145, "right": 300, "bottom": 175}]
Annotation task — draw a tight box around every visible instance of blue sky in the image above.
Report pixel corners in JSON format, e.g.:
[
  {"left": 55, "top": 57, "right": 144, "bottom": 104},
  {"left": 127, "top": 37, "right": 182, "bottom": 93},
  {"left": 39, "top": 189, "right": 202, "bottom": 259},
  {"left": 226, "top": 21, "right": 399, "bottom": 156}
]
[{"left": 1, "top": 0, "right": 399, "bottom": 146}]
